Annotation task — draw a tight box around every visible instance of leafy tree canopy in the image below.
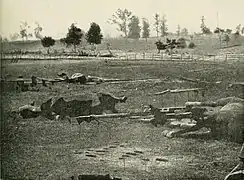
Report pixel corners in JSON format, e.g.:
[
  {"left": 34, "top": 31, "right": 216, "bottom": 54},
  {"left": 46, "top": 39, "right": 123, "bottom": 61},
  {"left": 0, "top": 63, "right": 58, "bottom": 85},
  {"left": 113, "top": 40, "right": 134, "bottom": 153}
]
[{"left": 86, "top": 22, "right": 103, "bottom": 44}]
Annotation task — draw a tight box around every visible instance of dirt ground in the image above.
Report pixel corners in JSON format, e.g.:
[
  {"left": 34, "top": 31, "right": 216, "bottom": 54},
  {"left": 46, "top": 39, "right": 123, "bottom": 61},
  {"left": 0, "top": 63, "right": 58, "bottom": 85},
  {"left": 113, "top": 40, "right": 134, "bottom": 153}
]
[{"left": 1, "top": 59, "right": 244, "bottom": 180}]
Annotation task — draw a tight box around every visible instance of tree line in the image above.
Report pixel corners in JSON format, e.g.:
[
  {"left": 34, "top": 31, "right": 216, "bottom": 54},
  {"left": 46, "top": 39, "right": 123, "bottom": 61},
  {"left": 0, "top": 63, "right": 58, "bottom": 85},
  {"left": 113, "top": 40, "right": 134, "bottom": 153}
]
[{"left": 2, "top": 8, "right": 244, "bottom": 53}]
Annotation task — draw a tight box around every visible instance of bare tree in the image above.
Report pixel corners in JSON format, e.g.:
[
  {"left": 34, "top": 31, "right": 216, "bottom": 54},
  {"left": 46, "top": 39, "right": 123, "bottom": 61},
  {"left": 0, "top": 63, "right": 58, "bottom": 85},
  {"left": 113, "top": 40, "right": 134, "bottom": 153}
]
[
  {"left": 142, "top": 18, "right": 150, "bottom": 41},
  {"left": 176, "top": 25, "right": 180, "bottom": 37},
  {"left": 20, "top": 21, "right": 32, "bottom": 41},
  {"left": 235, "top": 24, "right": 241, "bottom": 34},
  {"left": 154, "top": 13, "right": 160, "bottom": 38},
  {"left": 160, "top": 15, "right": 168, "bottom": 37},
  {"left": 108, "top": 8, "right": 132, "bottom": 40},
  {"left": 10, "top": 33, "right": 20, "bottom": 41},
  {"left": 181, "top": 28, "right": 188, "bottom": 36},
  {"left": 34, "top": 22, "right": 43, "bottom": 40}
]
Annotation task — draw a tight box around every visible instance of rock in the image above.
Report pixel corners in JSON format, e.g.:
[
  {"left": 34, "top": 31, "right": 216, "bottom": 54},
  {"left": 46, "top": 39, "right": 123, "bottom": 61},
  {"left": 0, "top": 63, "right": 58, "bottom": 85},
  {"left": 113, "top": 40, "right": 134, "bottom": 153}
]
[{"left": 215, "top": 103, "right": 244, "bottom": 143}]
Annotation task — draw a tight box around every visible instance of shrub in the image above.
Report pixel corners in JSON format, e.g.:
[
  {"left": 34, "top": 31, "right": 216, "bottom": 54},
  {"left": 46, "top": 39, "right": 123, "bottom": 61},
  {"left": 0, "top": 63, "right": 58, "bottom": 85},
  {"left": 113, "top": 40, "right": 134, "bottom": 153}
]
[
  {"left": 188, "top": 42, "right": 196, "bottom": 49},
  {"left": 177, "top": 38, "right": 187, "bottom": 48}
]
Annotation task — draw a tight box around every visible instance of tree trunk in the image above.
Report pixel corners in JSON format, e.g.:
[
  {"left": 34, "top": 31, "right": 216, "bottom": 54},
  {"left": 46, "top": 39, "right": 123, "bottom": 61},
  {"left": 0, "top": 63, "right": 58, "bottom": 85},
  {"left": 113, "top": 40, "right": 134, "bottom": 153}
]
[{"left": 47, "top": 48, "right": 50, "bottom": 54}]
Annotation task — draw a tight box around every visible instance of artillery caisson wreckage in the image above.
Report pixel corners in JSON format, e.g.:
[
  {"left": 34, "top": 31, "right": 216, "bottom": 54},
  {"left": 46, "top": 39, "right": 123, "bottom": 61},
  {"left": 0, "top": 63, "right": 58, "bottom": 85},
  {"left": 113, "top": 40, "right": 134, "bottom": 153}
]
[{"left": 16, "top": 91, "right": 243, "bottom": 143}]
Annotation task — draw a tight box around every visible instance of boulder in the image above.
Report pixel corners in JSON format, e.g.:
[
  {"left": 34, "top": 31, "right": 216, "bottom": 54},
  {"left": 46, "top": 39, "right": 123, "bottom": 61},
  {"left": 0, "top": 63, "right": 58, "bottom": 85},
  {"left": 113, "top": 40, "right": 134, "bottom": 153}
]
[{"left": 214, "top": 103, "right": 244, "bottom": 143}]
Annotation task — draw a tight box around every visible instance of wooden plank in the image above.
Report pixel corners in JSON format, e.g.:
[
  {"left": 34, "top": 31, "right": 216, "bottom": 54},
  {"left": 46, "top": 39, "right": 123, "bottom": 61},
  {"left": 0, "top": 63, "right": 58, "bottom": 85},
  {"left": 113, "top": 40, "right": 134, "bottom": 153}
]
[
  {"left": 76, "top": 111, "right": 151, "bottom": 124},
  {"left": 170, "top": 88, "right": 202, "bottom": 93}
]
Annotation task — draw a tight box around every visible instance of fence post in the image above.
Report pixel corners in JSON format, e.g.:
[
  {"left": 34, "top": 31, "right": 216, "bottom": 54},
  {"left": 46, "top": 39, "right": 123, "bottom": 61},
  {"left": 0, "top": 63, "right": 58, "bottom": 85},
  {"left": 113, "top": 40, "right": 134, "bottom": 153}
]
[
  {"left": 225, "top": 54, "right": 228, "bottom": 62},
  {"left": 152, "top": 53, "right": 154, "bottom": 60},
  {"left": 181, "top": 54, "right": 183, "bottom": 61},
  {"left": 143, "top": 52, "right": 145, "bottom": 60},
  {"left": 171, "top": 54, "right": 172, "bottom": 61}
]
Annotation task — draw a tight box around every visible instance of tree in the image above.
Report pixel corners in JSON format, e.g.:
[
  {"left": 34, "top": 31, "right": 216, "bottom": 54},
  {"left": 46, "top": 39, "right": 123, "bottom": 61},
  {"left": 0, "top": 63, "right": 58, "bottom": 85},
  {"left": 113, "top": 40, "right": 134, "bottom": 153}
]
[
  {"left": 41, "top": 36, "right": 55, "bottom": 54},
  {"left": 86, "top": 22, "right": 103, "bottom": 45},
  {"left": 214, "top": 27, "right": 225, "bottom": 47},
  {"left": 214, "top": 27, "right": 224, "bottom": 34},
  {"left": 200, "top": 16, "right": 206, "bottom": 33},
  {"left": 200, "top": 16, "right": 212, "bottom": 34},
  {"left": 181, "top": 28, "right": 188, "bottom": 36},
  {"left": 176, "top": 25, "right": 180, "bottom": 37},
  {"left": 10, "top": 33, "right": 20, "bottom": 41},
  {"left": 0, "top": 36, "right": 8, "bottom": 43},
  {"left": 235, "top": 24, "right": 241, "bottom": 34},
  {"left": 60, "top": 38, "right": 66, "bottom": 46},
  {"left": 19, "top": 21, "right": 32, "bottom": 41},
  {"left": 223, "top": 34, "right": 230, "bottom": 46},
  {"left": 142, "top": 18, "right": 150, "bottom": 41},
  {"left": 128, "top": 16, "right": 141, "bottom": 39},
  {"left": 154, "top": 13, "right": 160, "bottom": 38},
  {"left": 34, "top": 22, "right": 43, "bottom": 39},
  {"left": 63, "top": 23, "right": 83, "bottom": 52},
  {"left": 108, "top": 8, "right": 132, "bottom": 39},
  {"left": 203, "top": 27, "right": 212, "bottom": 34},
  {"left": 160, "top": 15, "right": 168, "bottom": 37},
  {"left": 226, "top": 29, "right": 232, "bottom": 34}
]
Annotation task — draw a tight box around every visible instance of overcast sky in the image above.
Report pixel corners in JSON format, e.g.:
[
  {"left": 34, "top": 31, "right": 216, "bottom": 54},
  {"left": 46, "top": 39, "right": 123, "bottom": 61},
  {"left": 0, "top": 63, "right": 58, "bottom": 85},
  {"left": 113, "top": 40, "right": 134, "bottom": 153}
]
[{"left": 0, "top": 0, "right": 243, "bottom": 39}]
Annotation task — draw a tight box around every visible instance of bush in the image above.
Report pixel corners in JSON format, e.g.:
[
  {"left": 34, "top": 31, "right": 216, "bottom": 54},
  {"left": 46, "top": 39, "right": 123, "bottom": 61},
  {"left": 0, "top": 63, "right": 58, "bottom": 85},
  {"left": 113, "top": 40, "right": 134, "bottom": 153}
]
[
  {"left": 155, "top": 40, "right": 167, "bottom": 53},
  {"left": 177, "top": 38, "right": 187, "bottom": 48},
  {"left": 188, "top": 42, "right": 196, "bottom": 49}
]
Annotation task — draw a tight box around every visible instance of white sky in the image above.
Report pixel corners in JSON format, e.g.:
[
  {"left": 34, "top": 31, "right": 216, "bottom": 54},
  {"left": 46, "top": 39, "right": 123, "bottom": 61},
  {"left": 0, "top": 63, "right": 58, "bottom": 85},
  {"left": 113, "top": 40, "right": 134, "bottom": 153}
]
[{"left": 0, "top": 0, "right": 243, "bottom": 39}]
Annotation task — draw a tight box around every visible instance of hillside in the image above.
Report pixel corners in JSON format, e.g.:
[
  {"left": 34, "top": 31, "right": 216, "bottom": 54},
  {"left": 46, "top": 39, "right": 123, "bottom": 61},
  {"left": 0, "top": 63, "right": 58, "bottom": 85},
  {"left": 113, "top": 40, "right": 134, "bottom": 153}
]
[{"left": 1, "top": 34, "right": 244, "bottom": 55}]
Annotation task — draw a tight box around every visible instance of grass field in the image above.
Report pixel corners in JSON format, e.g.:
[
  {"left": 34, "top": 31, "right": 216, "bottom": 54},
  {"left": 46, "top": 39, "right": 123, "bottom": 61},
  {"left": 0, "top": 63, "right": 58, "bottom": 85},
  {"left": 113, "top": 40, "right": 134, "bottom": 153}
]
[
  {"left": 2, "top": 34, "right": 244, "bottom": 55},
  {"left": 1, "top": 58, "right": 244, "bottom": 179}
]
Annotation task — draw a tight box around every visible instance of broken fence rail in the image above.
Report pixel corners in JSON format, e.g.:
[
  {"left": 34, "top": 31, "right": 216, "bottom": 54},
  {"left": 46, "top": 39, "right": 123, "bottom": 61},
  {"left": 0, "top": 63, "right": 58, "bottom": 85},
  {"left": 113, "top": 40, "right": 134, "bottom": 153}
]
[{"left": 154, "top": 88, "right": 203, "bottom": 95}]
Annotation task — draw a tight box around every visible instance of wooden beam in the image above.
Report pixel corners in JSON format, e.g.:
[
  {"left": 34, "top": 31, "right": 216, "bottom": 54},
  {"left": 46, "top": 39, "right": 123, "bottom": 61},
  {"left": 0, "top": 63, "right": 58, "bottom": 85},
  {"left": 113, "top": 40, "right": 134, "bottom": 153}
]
[
  {"left": 76, "top": 111, "right": 151, "bottom": 124},
  {"left": 170, "top": 88, "right": 203, "bottom": 93},
  {"left": 154, "top": 88, "right": 202, "bottom": 96},
  {"left": 179, "top": 76, "right": 221, "bottom": 85}
]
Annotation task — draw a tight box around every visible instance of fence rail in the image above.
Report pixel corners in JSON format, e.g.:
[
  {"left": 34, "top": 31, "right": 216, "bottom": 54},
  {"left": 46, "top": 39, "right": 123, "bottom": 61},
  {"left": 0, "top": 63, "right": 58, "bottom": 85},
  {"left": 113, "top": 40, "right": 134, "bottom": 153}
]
[{"left": 1, "top": 52, "right": 244, "bottom": 63}]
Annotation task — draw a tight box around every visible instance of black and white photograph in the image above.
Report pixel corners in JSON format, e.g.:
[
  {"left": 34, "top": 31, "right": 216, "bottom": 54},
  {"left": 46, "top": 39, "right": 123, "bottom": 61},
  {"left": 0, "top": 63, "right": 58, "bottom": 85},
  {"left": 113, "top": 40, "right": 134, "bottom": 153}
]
[{"left": 0, "top": 0, "right": 244, "bottom": 179}]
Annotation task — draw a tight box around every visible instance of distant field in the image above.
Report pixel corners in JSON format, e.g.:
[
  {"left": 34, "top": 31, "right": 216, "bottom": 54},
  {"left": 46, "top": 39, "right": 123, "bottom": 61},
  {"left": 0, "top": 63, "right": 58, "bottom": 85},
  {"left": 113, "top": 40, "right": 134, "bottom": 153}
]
[
  {"left": 1, "top": 59, "right": 244, "bottom": 179},
  {"left": 2, "top": 34, "right": 244, "bottom": 55}
]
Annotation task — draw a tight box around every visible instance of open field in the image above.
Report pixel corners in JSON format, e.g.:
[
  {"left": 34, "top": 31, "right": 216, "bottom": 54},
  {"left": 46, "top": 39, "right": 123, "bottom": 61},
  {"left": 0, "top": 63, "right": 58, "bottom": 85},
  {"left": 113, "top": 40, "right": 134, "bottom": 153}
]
[
  {"left": 2, "top": 34, "right": 244, "bottom": 55},
  {"left": 1, "top": 58, "right": 244, "bottom": 179}
]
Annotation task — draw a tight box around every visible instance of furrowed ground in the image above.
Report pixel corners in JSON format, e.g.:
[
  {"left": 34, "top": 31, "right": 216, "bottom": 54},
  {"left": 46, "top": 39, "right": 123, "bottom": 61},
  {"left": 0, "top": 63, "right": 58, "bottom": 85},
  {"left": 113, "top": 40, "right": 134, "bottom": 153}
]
[{"left": 1, "top": 59, "right": 244, "bottom": 180}]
